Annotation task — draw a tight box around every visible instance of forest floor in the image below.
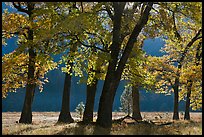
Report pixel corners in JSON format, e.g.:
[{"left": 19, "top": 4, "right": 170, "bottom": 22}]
[{"left": 2, "top": 112, "right": 202, "bottom": 135}]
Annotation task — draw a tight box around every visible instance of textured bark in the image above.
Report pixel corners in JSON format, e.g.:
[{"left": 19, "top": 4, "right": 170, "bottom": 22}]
[
  {"left": 96, "top": 2, "right": 153, "bottom": 128},
  {"left": 132, "top": 86, "right": 142, "bottom": 120},
  {"left": 83, "top": 79, "right": 98, "bottom": 123},
  {"left": 96, "top": 2, "right": 125, "bottom": 128},
  {"left": 19, "top": 3, "right": 36, "bottom": 124}
]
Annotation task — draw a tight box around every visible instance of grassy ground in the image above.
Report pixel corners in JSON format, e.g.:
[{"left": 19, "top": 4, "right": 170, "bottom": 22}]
[{"left": 2, "top": 112, "right": 202, "bottom": 135}]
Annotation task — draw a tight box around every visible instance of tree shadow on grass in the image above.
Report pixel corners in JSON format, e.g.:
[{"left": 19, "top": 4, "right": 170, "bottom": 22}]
[
  {"left": 9, "top": 126, "right": 33, "bottom": 135},
  {"left": 54, "top": 121, "right": 111, "bottom": 135},
  {"left": 92, "top": 125, "right": 111, "bottom": 135}
]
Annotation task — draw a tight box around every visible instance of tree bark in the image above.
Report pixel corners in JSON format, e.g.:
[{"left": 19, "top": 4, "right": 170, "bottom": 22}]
[
  {"left": 96, "top": 3, "right": 125, "bottom": 128},
  {"left": 58, "top": 46, "right": 76, "bottom": 123},
  {"left": 19, "top": 3, "right": 35, "bottom": 124},
  {"left": 96, "top": 2, "right": 153, "bottom": 128},
  {"left": 132, "top": 86, "right": 142, "bottom": 120},
  {"left": 184, "top": 80, "right": 192, "bottom": 120},
  {"left": 83, "top": 78, "right": 98, "bottom": 123},
  {"left": 58, "top": 71, "right": 74, "bottom": 123},
  {"left": 19, "top": 48, "right": 36, "bottom": 124},
  {"left": 173, "top": 83, "right": 179, "bottom": 120}
]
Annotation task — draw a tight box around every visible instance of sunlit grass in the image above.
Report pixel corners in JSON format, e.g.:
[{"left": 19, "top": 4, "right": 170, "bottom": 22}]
[{"left": 2, "top": 112, "right": 202, "bottom": 135}]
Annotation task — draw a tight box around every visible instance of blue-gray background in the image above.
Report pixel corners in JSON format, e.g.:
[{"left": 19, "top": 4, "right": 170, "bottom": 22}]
[{"left": 2, "top": 3, "right": 198, "bottom": 112}]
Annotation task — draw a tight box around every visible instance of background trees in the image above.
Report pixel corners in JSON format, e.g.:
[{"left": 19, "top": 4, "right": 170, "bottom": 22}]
[
  {"left": 145, "top": 2, "right": 202, "bottom": 120},
  {"left": 2, "top": 2, "right": 202, "bottom": 128}
]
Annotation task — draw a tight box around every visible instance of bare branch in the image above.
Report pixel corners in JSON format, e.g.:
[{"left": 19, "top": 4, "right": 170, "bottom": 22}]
[{"left": 172, "top": 10, "right": 182, "bottom": 40}]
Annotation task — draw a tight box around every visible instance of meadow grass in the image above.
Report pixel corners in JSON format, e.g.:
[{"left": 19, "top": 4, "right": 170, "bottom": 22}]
[{"left": 2, "top": 112, "right": 202, "bottom": 135}]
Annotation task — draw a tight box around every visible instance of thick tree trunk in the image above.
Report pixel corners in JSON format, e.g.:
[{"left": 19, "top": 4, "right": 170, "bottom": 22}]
[
  {"left": 58, "top": 72, "right": 74, "bottom": 123},
  {"left": 96, "top": 2, "right": 125, "bottom": 128},
  {"left": 96, "top": 79, "right": 118, "bottom": 128},
  {"left": 132, "top": 86, "right": 142, "bottom": 120},
  {"left": 184, "top": 80, "right": 193, "bottom": 120},
  {"left": 173, "top": 77, "right": 179, "bottom": 120},
  {"left": 83, "top": 79, "right": 98, "bottom": 123},
  {"left": 58, "top": 63, "right": 74, "bottom": 123},
  {"left": 96, "top": 2, "right": 153, "bottom": 128}
]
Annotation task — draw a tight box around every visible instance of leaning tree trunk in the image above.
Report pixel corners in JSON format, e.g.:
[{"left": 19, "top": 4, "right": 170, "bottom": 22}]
[
  {"left": 19, "top": 3, "right": 36, "bottom": 124},
  {"left": 83, "top": 78, "right": 98, "bottom": 123},
  {"left": 96, "top": 2, "right": 125, "bottom": 128},
  {"left": 132, "top": 86, "right": 142, "bottom": 120},
  {"left": 96, "top": 2, "right": 153, "bottom": 128}
]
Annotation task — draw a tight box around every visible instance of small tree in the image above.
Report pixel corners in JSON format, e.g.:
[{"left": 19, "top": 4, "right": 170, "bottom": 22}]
[
  {"left": 75, "top": 102, "right": 85, "bottom": 119},
  {"left": 119, "top": 86, "right": 133, "bottom": 116}
]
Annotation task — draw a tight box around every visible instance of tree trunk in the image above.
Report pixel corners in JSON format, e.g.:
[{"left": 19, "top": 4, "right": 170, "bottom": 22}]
[
  {"left": 83, "top": 79, "right": 98, "bottom": 123},
  {"left": 132, "top": 86, "right": 142, "bottom": 120},
  {"left": 184, "top": 42, "right": 201, "bottom": 120},
  {"left": 96, "top": 79, "right": 118, "bottom": 128},
  {"left": 96, "top": 2, "right": 125, "bottom": 128},
  {"left": 58, "top": 56, "right": 75, "bottom": 123},
  {"left": 184, "top": 80, "right": 192, "bottom": 120},
  {"left": 58, "top": 71, "right": 74, "bottom": 123},
  {"left": 19, "top": 3, "right": 36, "bottom": 124},
  {"left": 19, "top": 48, "right": 36, "bottom": 124},
  {"left": 96, "top": 2, "right": 153, "bottom": 128},
  {"left": 173, "top": 77, "right": 179, "bottom": 120},
  {"left": 58, "top": 46, "right": 76, "bottom": 123}
]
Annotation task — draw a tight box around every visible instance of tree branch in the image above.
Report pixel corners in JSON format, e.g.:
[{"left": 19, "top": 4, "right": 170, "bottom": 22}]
[
  {"left": 179, "top": 29, "right": 202, "bottom": 63},
  {"left": 116, "top": 2, "right": 153, "bottom": 79},
  {"left": 12, "top": 2, "right": 30, "bottom": 14},
  {"left": 172, "top": 7, "right": 182, "bottom": 40},
  {"left": 74, "top": 35, "right": 109, "bottom": 52}
]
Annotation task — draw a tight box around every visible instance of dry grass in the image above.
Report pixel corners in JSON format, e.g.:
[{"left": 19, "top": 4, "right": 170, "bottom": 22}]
[{"left": 2, "top": 112, "right": 202, "bottom": 135}]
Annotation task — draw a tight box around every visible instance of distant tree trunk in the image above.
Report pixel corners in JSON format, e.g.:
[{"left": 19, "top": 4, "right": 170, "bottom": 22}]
[
  {"left": 184, "top": 80, "right": 192, "bottom": 120},
  {"left": 171, "top": 11, "right": 202, "bottom": 121},
  {"left": 132, "top": 86, "right": 142, "bottom": 120},
  {"left": 19, "top": 3, "right": 36, "bottom": 124},
  {"left": 173, "top": 77, "right": 180, "bottom": 120},
  {"left": 184, "top": 42, "right": 201, "bottom": 120},
  {"left": 58, "top": 46, "right": 76, "bottom": 123},
  {"left": 83, "top": 78, "right": 98, "bottom": 123}
]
